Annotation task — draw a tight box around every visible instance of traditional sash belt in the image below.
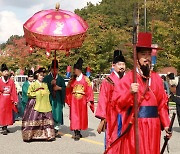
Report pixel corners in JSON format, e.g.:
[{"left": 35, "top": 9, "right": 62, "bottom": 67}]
[
  {"left": 138, "top": 106, "right": 158, "bottom": 118},
  {"left": 72, "top": 91, "right": 85, "bottom": 95}
]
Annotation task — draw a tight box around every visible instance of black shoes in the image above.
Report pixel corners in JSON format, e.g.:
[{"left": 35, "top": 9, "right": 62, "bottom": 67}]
[
  {"left": 55, "top": 129, "right": 61, "bottom": 138},
  {"left": 2, "top": 130, "right": 8, "bottom": 135},
  {"left": 55, "top": 129, "right": 58, "bottom": 134},
  {"left": 1, "top": 126, "right": 9, "bottom": 135},
  {"left": 77, "top": 130, "right": 82, "bottom": 138},
  {"left": 79, "top": 131, "right": 82, "bottom": 138},
  {"left": 74, "top": 130, "right": 80, "bottom": 141},
  {"left": 74, "top": 130, "right": 82, "bottom": 141}
]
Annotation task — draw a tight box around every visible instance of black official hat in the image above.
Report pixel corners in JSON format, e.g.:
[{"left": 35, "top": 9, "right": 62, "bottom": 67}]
[
  {"left": 51, "top": 59, "right": 58, "bottom": 68},
  {"left": 34, "top": 70, "right": 38, "bottom": 79},
  {"left": 37, "top": 67, "right": 46, "bottom": 73},
  {"left": 1, "top": 63, "right": 8, "bottom": 72},
  {"left": 73, "top": 58, "right": 83, "bottom": 70},
  {"left": 28, "top": 70, "right": 34, "bottom": 77},
  {"left": 113, "top": 50, "right": 125, "bottom": 64},
  {"left": 167, "top": 73, "right": 175, "bottom": 80}
]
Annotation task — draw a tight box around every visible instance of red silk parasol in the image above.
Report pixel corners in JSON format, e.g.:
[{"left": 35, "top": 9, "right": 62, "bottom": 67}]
[
  {"left": 23, "top": 3, "right": 88, "bottom": 52},
  {"left": 23, "top": 3, "right": 88, "bottom": 78}
]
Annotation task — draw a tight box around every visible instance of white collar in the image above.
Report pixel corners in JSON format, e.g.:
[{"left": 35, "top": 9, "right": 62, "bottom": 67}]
[
  {"left": 76, "top": 73, "right": 83, "bottom": 81},
  {"left": 113, "top": 71, "right": 120, "bottom": 78},
  {"left": 1, "top": 76, "right": 9, "bottom": 83},
  {"left": 28, "top": 81, "right": 33, "bottom": 84}
]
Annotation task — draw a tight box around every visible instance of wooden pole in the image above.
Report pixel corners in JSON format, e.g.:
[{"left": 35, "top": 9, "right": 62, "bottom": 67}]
[
  {"left": 53, "top": 50, "right": 57, "bottom": 79},
  {"left": 137, "top": 4, "right": 140, "bottom": 34},
  {"left": 133, "top": 4, "right": 139, "bottom": 154},
  {"left": 144, "top": 0, "right": 147, "bottom": 32},
  {"left": 52, "top": 50, "right": 57, "bottom": 98}
]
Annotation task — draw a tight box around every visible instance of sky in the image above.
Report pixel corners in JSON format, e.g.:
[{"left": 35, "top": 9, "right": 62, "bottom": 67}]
[{"left": 0, "top": 0, "right": 102, "bottom": 43}]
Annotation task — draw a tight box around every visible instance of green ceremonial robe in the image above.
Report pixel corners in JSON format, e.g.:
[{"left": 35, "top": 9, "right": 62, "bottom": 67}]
[
  {"left": 21, "top": 81, "right": 30, "bottom": 113},
  {"left": 43, "top": 73, "right": 66, "bottom": 126}
]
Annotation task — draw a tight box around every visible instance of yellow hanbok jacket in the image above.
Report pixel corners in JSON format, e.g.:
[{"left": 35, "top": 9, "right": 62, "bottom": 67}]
[{"left": 27, "top": 80, "right": 52, "bottom": 113}]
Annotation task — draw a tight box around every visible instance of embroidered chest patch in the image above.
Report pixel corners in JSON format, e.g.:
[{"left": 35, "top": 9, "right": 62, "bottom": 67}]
[{"left": 73, "top": 84, "right": 85, "bottom": 99}]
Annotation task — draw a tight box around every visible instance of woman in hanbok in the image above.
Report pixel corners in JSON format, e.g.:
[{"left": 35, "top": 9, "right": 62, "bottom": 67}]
[{"left": 22, "top": 68, "right": 55, "bottom": 141}]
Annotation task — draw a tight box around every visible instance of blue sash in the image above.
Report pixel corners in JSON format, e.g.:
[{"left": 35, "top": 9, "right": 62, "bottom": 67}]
[{"left": 138, "top": 106, "right": 158, "bottom": 118}]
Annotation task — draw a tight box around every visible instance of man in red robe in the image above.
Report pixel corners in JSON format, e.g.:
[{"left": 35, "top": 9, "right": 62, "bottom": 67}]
[
  {"left": 0, "top": 64, "right": 18, "bottom": 135},
  {"left": 66, "top": 58, "right": 94, "bottom": 141},
  {"left": 107, "top": 32, "right": 171, "bottom": 154},
  {"left": 95, "top": 50, "right": 126, "bottom": 153}
]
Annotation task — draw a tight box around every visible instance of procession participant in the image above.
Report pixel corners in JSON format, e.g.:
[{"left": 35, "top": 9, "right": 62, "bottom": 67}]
[
  {"left": 22, "top": 68, "right": 55, "bottom": 141},
  {"left": 161, "top": 75, "right": 170, "bottom": 114},
  {"left": 109, "top": 32, "right": 171, "bottom": 154},
  {"left": 95, "top": 50, "right": 126, "bottom": 152},
  {"left": 161, "top": 75, "right": 170, "bottom": 95},
  {"left": 43, "top": 60, "right": 66, "bottom": 137},
  {"left": 0, "top": 64, "right": 18, "bottom": 135},
  {"left": 21, "top": 70, "right": 34, "bottom": 114},
  {"left": 10, "top": 72, "right": 22, "bottom": 121},
  {"left": 66, "top": 58, "right": 94, "bottom": 141},
  {"left": 10, "top": 72, "right": 21, "bottom": 94},
  {"left": 168, "top": 73, "right": 180, "bottom": 126}
]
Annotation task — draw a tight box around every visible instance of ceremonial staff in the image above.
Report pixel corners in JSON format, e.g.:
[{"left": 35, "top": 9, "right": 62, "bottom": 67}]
[
  {"left": 132, "top": 3, "right": 139, "bottom": 154},
  {"left": 104, "top": 4, "right": 140, "bottom": 154}
]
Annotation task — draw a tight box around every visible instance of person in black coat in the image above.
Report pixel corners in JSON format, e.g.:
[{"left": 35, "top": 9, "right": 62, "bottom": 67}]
[{"left": 169, "top": 74, "right": 180, "bottom": 126}]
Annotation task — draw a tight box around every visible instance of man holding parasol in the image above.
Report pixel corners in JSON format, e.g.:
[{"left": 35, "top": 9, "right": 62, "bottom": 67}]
[{"left": 43, "top": 60, "right": 66, "bottom": 137}]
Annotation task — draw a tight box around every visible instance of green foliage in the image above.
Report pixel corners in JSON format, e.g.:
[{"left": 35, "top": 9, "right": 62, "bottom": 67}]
[
  {"left": 75, "top": 0, "right": 180, "bottom": 74},
  {"left": 6, "top": 35, "right": 22, "bottom": 45},
  {"left": 147, "top": 0, "right": 180, "bottom": 71},
  {"left": 0, "top": 0, "right": 179, "bottom": 75}
]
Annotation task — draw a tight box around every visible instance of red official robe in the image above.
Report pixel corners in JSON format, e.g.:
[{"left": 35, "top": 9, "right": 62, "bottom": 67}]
[
  {"left": 0, "top": 77, "right": 18, "bottom": 126},
  {"left": 95, "top": 72, "right": 121, "bottom": 152},
  {"left": 66, "top": 74, "right": 94, "bottom": 130},
  {"left": 111, "top": 71, "right": 170, "bottom": 154}
]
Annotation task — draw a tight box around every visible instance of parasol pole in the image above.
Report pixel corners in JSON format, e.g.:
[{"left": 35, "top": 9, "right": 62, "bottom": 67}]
[
  {"left": 52, "top": 50, "right": 57, "bottom": 98},
  {"left": 133, "top": 3, "right": 139, "bottom": 154},
  {"left": 53, "top": 50, "right": 57, "bottom": 79}
]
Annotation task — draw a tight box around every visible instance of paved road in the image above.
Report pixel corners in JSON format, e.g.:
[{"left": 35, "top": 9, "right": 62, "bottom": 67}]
[{"left": 0, "top": 106, "right": 179, "bottom": 154}]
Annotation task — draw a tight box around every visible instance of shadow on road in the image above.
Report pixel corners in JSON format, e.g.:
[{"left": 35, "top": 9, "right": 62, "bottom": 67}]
[
  {"left": 61, "top": 125, "right": 72, "bottom": 134},
  {"left": 81, "top": 128, "right": 96, "bottom": 138},
  {"left": 8, "top": 126, "right": 21, "bottom": 133},
  {"left": 173, "top": 126, "right": 180, "bottom": 132},
  {"left": 60, "top": 125, "right": 96, "bottom": 138}
]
